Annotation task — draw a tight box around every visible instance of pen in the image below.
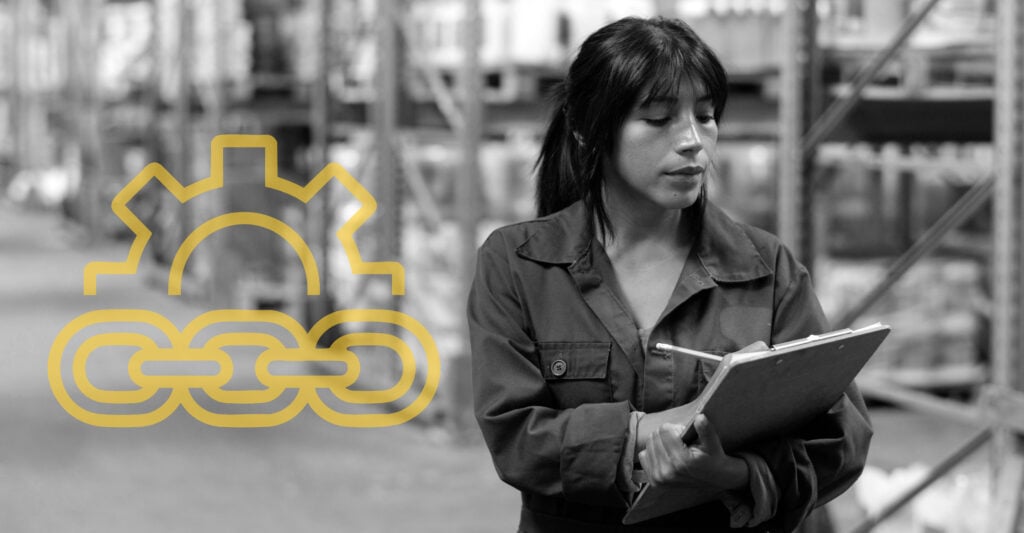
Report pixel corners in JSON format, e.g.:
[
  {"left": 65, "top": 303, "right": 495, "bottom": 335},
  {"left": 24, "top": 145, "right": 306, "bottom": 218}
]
[{"left": 652, "top": 343, "right": 724, "bottom": 364}]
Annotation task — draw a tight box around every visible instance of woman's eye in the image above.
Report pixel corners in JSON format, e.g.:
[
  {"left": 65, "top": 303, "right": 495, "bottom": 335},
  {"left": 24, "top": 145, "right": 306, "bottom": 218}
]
[
  {"left": 643, "top": 117, "right": 671, "bottom": 126},
  {"left": 697, "top": 114, "right": 715, "bottom": 124}
]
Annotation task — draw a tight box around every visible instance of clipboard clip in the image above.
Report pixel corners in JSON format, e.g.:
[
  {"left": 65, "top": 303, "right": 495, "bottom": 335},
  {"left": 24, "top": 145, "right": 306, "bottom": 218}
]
[{"left": 771, "top": 328, "right": 854, "bottom": 351}]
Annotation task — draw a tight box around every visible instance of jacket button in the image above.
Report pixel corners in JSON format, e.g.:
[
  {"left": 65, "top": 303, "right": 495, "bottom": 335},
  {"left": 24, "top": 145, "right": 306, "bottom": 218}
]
[{"left": 550, "top": 359, "right": 567, "bottom": 377}]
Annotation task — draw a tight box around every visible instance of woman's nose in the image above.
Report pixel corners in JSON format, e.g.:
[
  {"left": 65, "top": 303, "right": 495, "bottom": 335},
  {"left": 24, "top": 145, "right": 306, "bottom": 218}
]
[{"left": 674, "top": 119, "right": 702, "bottom": 154}]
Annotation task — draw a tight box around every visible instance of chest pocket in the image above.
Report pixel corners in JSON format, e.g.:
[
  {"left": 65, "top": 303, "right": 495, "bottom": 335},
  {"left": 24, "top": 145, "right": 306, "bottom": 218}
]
[{"left": 536, "top": 342, "right": 612, "bottom": 408}]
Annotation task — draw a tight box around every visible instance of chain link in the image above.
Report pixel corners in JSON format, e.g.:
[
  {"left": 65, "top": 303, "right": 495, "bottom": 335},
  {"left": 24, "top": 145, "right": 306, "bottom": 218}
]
[{"left": 49, "top": 309, "right": 441, "bottom": 428}]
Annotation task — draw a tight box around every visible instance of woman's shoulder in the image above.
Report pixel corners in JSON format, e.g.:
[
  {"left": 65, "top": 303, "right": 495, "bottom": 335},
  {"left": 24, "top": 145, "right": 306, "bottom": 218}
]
[
  {"left": 479, "top": 216, "right": 556, "bottom": 252},
  {"left": 703, "top": 203, "right": 804, "bottom": 275},
  {"left": 736, "top": 219, "right": 788, "bottom": 258},
  {"left": 478, "top": 202, "right": 590, "bottom": 264}
]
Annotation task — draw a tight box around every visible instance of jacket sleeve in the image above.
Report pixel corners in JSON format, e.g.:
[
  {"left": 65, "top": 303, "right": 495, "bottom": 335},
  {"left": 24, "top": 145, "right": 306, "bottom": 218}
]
[
  {"left": 467, "top": 232, "right": 632, "bottom": 507},
  {"left": 755, "top": 247, "right": 874, "bottom": 532}
]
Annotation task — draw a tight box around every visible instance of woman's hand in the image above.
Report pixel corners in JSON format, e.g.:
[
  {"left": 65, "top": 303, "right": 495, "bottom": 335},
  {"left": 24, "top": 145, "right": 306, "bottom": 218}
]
[{"left": 638, "top": 414, "right": 749, "bottom": 491}]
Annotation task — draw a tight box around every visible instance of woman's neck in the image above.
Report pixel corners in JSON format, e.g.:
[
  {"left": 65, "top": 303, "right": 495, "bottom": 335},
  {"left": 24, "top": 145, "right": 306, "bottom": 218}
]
[
  {"left": 599, "top": 190, "right": 694, "bottom": 254},
  {"left": 598, "top": 187, "right": 695, "bottom": 330}
]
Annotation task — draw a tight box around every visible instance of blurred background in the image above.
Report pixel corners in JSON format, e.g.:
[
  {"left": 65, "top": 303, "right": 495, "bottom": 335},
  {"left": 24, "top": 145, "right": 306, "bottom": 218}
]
[{"left": 2, "top": 0, "right": 1024, "bottom": 531}]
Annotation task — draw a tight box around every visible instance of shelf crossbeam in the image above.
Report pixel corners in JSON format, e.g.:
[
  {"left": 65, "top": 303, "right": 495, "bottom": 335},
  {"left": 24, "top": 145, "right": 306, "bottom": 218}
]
[
  {"left": 802, "top": 0, "right": 943, "bottom": 153},
  {"left": 851, "top": 380, "right": 1024, "bottom": 533},
  {"left": 846, "top": 427, "right": 993, "bottom": 533},
  {"left": 857, "top": 377, "right": 983, "bottom": 426},
  {"left": 835, "top": 176, "right": 993, "bottom": 329}
]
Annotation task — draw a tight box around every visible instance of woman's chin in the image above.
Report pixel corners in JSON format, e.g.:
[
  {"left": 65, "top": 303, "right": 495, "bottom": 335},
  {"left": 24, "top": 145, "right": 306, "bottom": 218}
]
[{"left": 655, "top": 191, "right": 701, "bottom": 211}]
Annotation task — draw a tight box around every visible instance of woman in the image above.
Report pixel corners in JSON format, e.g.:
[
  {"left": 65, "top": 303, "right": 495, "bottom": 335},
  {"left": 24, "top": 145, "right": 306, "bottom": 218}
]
[{"left": 467, "top": 17, "right": 871, "bottom": 532}]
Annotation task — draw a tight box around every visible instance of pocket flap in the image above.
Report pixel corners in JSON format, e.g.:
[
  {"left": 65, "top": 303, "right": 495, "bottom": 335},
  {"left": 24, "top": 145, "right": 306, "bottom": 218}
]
[{"left": 536, "top": 342, "right": 610, "bottom": 380}]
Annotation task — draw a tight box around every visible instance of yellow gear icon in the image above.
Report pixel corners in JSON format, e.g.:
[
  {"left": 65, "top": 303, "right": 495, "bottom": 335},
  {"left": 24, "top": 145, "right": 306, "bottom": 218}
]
[{"left": 48, "top": 135, "right": 441, "bottom": 428}]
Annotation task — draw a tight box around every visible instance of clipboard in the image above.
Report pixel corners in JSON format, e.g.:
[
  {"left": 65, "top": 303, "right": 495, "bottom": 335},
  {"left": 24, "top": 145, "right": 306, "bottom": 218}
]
[{"left": 622, "top": 323, "right": 891, "bottom": 525}]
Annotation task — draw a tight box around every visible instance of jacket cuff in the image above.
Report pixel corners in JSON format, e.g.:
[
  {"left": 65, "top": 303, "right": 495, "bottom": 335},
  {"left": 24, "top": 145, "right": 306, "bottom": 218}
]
[
  {"left": 721, "top": 452, "right": 779, "bottom": 528},
  {"left": 560, "top": 401, "right": 633, "bottom": 507},
  {"left": 616, "top": 410, "right": 645, "bottom": 496}
]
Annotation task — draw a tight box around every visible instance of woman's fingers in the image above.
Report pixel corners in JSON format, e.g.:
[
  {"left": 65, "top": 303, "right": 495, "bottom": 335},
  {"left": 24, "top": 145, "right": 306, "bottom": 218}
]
[
  {"left": 644, "top": 423, "right": 690, "bottom": 485},
  {"left": 638, "top": 448, "right": 651, "bottom": 475},
  {"left": 693, "top": 414, "right": 724, "bottom": 456},
  {"left": 639, "top": 418, "right": 744, "bottom": 491},
  {"left": 642, "top": 426, "right": 667, "bottom": 484}
]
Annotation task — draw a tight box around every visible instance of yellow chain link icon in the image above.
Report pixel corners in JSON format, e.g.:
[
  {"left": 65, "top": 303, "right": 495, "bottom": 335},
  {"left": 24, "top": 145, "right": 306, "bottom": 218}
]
[{"left": 48, "top": 135, "right": 441, "bottom": 427}]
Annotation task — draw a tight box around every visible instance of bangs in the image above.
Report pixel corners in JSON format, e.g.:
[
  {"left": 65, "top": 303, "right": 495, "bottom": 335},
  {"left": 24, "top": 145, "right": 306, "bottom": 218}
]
[
  {"left": 637, "top": 70, "right": 707, "bottom": 107},
  {"left": 635, "top": 40, "right": 727, "bottom": 119}
]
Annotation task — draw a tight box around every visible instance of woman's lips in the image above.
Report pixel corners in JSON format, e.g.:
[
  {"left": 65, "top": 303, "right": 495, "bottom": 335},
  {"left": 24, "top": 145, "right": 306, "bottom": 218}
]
[{"left": 664, "top": 165, "right": 704, "bottom": 176}]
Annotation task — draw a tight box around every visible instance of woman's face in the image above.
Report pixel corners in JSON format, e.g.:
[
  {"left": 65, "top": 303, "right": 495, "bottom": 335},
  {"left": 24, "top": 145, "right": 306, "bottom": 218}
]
[{"left": 603, "top": 82, "right": 718, "bottom": 213}]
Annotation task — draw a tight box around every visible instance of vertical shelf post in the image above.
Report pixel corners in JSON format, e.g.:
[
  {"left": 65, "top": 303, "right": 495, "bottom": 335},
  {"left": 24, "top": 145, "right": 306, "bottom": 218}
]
[
  {"left": 458, "top": 0, "right": 482, "bottom": 277},
  {"left": 374, "top": 0, "right": 402, "bottom": 309},
  {"left": 992, "top": 0, "right": 1024, "bottom": 496},
  {"left": 307, "top": 0, "right": 333, "bottom": 328},
  {"left": 176, "top": 0, "right": 193, "bottom": 241},
  {"left": 778, "top": 0, "right": 819, "bottom": 274},
  {"left": 452, "top": 0, "right": 483, "bottom": 437},
  {"left": 992, "top": 0, "right": 1024, "bottom": 401}
]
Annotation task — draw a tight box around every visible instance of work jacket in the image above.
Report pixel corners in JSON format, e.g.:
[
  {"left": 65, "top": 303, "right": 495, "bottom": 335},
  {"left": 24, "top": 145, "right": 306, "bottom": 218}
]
[{"left": 468, "top": 200, "right": 872, "bottom": 532}]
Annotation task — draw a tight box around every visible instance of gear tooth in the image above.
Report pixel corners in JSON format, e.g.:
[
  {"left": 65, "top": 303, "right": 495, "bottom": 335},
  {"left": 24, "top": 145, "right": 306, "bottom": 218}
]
[{"left": 85, "top": 133, "right": 403, "bottom": 301}]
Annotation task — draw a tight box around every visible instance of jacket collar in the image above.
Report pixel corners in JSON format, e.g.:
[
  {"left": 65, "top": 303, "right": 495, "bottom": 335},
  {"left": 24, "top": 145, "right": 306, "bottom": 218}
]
[
  {"left": 516, "top": 200, "right": 771, "bottom": 283},
  {"left": 516, "top": 201, "right": 592, "bottom": 266}
]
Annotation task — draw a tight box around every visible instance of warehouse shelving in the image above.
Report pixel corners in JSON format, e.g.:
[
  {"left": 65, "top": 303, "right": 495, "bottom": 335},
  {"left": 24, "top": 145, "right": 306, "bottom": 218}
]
[{"left": 779, "top": 0, "right": 1024, "bottom": 530}]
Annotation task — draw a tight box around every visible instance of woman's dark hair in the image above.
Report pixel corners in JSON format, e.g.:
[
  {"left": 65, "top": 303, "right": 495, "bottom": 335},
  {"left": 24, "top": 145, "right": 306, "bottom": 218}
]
[{"left": 535, "top": 17, "right": 728, "bottom": 237}]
